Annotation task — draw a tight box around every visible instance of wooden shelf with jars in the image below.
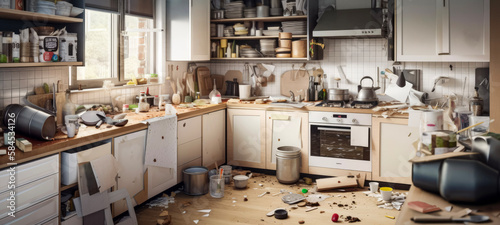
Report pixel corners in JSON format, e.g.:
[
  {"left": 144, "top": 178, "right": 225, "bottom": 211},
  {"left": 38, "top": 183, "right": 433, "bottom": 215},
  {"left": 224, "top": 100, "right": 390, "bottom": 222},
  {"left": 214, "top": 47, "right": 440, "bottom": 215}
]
[
  {"left": 0, "top": 62, "right": 83, "bottom": 68},
  {"left": 211, "top": 34, "right": 307, "bottom": 40},
  {"left": 0, "top": 8, "right": 83, "bottom": 23},
  {"left": 210, "top": 15, "right": 307, "bottom": 23}
]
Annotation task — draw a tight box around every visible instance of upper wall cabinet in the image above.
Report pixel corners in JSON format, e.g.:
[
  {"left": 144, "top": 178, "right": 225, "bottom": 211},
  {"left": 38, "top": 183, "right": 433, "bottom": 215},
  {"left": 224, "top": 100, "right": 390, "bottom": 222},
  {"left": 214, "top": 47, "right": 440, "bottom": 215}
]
[
  {"left": 396, "top": 0, "right": 490, "bottom": 62},
  {"left": 166, "top": 0, "right": 210, "bottom": 61}
]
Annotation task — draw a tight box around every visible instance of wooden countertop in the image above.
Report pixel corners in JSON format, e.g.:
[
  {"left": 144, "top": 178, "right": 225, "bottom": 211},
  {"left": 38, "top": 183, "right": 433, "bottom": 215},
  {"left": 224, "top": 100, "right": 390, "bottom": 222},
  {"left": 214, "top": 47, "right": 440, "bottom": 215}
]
[
  {"left": 227, "top": 102, "right": 409, "bottom": 119},
  {"left": 396, "top": 186, "right": 500, "bottom": 225},
  {"left": 0, "top": 103, "right": 226, "bottom": 169}
]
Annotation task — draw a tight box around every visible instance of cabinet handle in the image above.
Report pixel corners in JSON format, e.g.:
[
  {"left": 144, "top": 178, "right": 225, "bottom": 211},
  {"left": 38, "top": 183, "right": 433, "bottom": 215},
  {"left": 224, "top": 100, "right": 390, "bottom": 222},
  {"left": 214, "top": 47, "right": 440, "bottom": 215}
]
[
  {"left": 183, "top": 123, "right": 186, "bottom": 127},
  {"left": 438, "top": 53, "right": 450, "bottom": 55},
  {"left": 443, "top": 0, "right": 445, "bottom": 7}
]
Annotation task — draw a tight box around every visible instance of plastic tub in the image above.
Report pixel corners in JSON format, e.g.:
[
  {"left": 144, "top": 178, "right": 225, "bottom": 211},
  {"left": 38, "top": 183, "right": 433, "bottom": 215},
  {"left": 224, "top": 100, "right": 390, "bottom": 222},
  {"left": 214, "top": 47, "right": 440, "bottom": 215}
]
[
  {"left": 182, "top": 166, "right": 209, "bottom": 196},
  {"left": 276, "top": 146, "right": 301, "bottom": 184}
]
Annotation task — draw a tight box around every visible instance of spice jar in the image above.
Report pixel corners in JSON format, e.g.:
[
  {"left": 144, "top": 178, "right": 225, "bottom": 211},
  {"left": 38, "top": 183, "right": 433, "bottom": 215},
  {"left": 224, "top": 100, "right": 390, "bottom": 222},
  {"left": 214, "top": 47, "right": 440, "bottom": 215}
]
[{"left": 2, "top": 31, "right": 13, "bottom": 63}]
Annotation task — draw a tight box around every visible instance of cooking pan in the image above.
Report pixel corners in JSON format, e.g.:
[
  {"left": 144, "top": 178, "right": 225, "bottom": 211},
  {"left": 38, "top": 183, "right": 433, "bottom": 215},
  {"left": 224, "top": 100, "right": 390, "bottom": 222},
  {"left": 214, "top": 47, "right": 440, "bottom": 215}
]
[{"left": 328, "top": 88, "right": 349, "bottom": 102}]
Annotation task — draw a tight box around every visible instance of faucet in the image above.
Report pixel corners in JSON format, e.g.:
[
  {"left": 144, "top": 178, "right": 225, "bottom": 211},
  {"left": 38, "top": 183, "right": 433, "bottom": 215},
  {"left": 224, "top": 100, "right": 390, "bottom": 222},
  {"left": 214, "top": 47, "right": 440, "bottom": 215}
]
[{"left": 289, "top": 91, "right": 295, "bottom": 102}]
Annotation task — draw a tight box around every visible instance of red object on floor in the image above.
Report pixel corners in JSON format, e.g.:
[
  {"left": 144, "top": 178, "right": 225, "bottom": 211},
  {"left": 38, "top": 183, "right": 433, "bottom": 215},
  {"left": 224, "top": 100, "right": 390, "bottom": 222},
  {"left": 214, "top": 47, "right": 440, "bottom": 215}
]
[
  {"left": 331, "top": 213, "right": 339, "bottom": 222},
  {"left": 407, "top": 201, "right": 441, "bottom": 213}
]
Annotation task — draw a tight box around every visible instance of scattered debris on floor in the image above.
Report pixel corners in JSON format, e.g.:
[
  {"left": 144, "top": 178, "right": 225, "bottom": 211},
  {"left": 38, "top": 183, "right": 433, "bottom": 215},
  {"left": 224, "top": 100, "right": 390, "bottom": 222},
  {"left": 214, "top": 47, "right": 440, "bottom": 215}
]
[
  {"left": 197, "top": 209, "right": 211, "bottom": 213},
  {"left": 305, "top": 207, "right": 318, "bottom": 212},
  {"left": 193, "top": 219, "right": 199, "bottom": 224},
  {"left": 385, "top": 215, "right": 395, "bottom": 219},
  {"left": 345, "top": 216, "right": 361, "bottom": 223},
  {"left": 331, "top": 213, "right": 339, "bottom": 222},
  {"left": 407, "top": 201, "right": 441, "bottom": 213},
  {"left": 363, "top": 190, "right": 407, "bottom": 211},
  {"left": 156, "top": 210, "right": 171, "bottom": 225},
  {"left": 444, "top": 206, "right": 453, "bottom": 212},
  {"left": 146, "top": 194, "right": 175, "bottom": 208},
  {"left": 258, "top": 191, "right": 270, "bottom": 197},
  {"left": 298, "top": 220, "right": 305, "bottom": 224}
]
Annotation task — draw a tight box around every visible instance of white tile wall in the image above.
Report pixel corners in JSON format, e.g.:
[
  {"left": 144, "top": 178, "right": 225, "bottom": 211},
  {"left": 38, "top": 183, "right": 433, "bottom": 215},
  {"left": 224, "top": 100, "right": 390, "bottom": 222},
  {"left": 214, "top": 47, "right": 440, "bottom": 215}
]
[
  {"left": 0, "top": 38, "right": 489, "bottom": 110},
  {"left": 209, "top": 38, "right": 489, "bottom": 104}
]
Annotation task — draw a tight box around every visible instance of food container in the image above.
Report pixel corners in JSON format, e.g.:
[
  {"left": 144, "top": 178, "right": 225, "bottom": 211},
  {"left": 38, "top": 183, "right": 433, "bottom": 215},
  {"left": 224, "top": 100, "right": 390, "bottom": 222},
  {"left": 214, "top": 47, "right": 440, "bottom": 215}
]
[
  {"left": 55, "top": 1, "right": 72, "bottom": 17},
  {"left": 182, "top": 166, "right": 209, "bottom": 196},
  {"left": 292, "top": 39, "right": 307, "bottom": 58},
  {"left": 39, "top": 36, "right": 59, "bottom": 62},
  {"left": 256, "top": 5, "right": 269, "bottom": 17},
  {"left": 279, "top": 32, "right": 292, "bottom": 40},
  {"left": 279, "top": 39, "right": 291, "bottom": 48},
  {"left": 59, "top": 33, "right": 77, "bottom": 62},
  {"left": 233, "top": 175, "right": 249, "bottom": 189},
  {"left": 421, "top": 130, "right": 457, "bottom": 155},
  {"left": 0, "top": 0, "right": 10, "bottom": 9},
  {"left": 37, "top": 0, "right": 56, "bottom": 15}
]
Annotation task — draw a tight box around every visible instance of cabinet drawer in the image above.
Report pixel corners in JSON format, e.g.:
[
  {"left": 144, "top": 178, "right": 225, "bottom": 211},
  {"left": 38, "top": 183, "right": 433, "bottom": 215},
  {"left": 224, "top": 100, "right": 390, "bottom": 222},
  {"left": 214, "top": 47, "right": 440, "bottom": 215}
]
[
  {"left": 41, "top": 217, "right": 58, "bottom": 225},
  {"left": 0, "top": 195, "right": 58, "bottom": 225},
  {"left": 0, "top": 174, "right": 58, "bottom": 219},
  {"left": 0, "top": 155, "right": 58, "bottom": 193},
  {"left": 177, "top": 158, "right": 202, "bottom": 183},
  {"left": 178, "top": 138, "right": 202, "bottom": 166},
  {"left": 178, "top": 116, "right": 201, "bottom": 145}
]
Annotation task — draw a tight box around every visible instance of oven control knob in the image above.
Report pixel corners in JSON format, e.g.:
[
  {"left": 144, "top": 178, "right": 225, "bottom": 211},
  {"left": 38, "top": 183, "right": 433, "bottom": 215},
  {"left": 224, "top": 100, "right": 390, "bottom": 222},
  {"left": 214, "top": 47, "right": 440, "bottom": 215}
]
[
  {"left": 352, "top": 119, "right": 358, "bottom": 123},
  {"left": 337, "top": 118, "right": 343, "bottom": 123},
  {"left": 322, "top": 117, "right": 328, "bottom": 121}
]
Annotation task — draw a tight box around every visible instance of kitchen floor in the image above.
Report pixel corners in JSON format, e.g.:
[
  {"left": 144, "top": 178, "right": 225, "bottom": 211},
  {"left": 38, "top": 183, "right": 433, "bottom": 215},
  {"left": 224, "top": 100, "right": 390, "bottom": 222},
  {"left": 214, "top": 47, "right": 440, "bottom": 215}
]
[{"left": 135, "top": 174, "right": 403, "bottom": 225}]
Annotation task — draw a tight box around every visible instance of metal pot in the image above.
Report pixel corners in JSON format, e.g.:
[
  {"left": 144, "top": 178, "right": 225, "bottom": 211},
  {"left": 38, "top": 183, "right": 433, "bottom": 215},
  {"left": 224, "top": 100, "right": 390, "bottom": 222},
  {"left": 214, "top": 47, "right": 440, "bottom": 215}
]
[
  {"left": 3, "top": 104, "right": 56, "bottom": 140},
  {"left": 356, "top": 76, "right": 379, "bottom": 102},
  {"left": 328, "top": 88, "right": 349, "bottom": 101},
  {"left": 182, "top": 166, "right": 209, "bottom": 196}
]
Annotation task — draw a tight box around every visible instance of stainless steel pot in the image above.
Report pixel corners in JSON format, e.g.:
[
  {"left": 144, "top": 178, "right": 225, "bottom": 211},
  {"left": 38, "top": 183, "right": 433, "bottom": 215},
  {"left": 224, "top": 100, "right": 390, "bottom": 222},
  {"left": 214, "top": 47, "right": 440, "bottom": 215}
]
[
  {"left": 356, "top": 76, "right": 379, "bottom": 102},
  {"left": 3, "top": 104, "right": 56, "bottom": 140},
  {"left": 328, "top": 88, "right": 349, "bottom": 101},
  {"left": 182, "top": 166, "right": 209, "bottom": 196}
]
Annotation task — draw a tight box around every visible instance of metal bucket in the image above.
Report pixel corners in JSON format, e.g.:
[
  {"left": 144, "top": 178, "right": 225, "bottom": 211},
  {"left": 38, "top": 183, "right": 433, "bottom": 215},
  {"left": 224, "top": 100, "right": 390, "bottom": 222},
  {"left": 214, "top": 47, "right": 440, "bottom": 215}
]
[
  {"left": 276, "top": 146, "right": 301, "bottom": 184},
  {"left": 182, "top": 166, "right": 209, "bottom": 196}
]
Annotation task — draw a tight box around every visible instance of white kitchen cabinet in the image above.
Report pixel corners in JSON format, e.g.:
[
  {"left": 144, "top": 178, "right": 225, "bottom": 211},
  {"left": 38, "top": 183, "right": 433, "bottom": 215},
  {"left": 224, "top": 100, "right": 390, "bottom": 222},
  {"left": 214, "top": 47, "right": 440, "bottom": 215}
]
[
  {"left": 0, "top": 195, "right": 58, "bottom": 225},
  {"left": 396, "top": 0, "right": 489, "bottom": 62},
  {"left": 372, "top": 117, "right": 418, "bottom": 184},
  {"left": 113, "top": 130, "right": 147, "bottom": 216},
  {"left": 148, "top": 165, "right": 176, "bottom": 199},
  {"left": 227, "top": 109, "right": 266, "bottom": 169},
  {"left": 166, "top": 0, "right": 210, "bottom": 61},
  {"left": 0, "top": 155, "right": 58, "bottom": 193},
  {"left": 265, "top": 111, "right": 309, "bottom": 173},
  {"left": 177, "top": 116, "right": 202, "bottom": 183},
  {"left": 202, "top": 110, "right": 226, "bottom": 169}
]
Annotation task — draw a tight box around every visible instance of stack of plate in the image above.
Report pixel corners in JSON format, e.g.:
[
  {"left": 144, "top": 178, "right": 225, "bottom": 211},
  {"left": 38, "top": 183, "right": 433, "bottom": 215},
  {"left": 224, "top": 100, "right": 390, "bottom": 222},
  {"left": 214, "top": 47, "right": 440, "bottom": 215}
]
[
  {"left": 244, "top": 8, "right": 256, "bottom": 18},
  {"left": 262, "top": 26, "right": 281, "bottom": 36},
  {"left": 260, "top": 39, "right": 276, "bottom": 57},
  {"left": 240, "top": 47, "right": 262, "bottom": 58},
  {"left": 225, "top": 1, "right": 244, "bottom": 19},
  {"left": 224, "top": 26, "right": 234, "bottom": 37},
  {"left": 282, "top": 21, "right": 307, "bottom": 35},
  {"left": 233, "top": 23, "right": 248, "bottom": 36}
]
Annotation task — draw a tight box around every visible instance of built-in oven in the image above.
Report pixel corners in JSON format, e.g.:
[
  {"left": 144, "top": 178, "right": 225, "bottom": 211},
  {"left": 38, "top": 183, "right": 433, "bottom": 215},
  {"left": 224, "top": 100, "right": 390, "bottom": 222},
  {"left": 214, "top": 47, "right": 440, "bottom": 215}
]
[{"left": 309, "top": 111, "right": 372, "bottom": 172}]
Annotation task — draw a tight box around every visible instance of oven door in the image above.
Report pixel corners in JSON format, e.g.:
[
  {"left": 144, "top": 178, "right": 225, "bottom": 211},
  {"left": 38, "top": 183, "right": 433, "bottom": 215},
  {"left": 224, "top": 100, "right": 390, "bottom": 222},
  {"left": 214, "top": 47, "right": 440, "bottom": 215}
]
[{"left": 309, "top": 123, "right": 371, "bottom": 172}]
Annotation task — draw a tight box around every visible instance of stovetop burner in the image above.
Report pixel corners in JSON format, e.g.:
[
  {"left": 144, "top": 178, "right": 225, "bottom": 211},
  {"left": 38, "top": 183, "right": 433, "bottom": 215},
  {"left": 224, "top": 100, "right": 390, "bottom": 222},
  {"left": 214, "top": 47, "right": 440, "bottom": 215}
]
[
  {"left": 350, "top": 101, "right": 378, "bottom": 109},
  {"left": 316, "top": 101, "right": 347, "bottom": 108}
]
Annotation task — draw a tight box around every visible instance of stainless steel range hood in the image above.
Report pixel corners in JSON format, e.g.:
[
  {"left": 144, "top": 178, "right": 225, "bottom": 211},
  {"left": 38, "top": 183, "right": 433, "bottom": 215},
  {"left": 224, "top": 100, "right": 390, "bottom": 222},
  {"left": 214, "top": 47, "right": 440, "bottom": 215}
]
[{"left": 313, "top": 6, "right": 384, "bottom": 38}]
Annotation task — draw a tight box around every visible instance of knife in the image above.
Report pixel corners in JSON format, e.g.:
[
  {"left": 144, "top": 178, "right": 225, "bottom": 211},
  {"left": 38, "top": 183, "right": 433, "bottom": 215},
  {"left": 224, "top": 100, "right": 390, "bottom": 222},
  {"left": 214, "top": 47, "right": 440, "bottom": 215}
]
[{"left": 411, "top": 215, "right": 490, "bottom": 223}]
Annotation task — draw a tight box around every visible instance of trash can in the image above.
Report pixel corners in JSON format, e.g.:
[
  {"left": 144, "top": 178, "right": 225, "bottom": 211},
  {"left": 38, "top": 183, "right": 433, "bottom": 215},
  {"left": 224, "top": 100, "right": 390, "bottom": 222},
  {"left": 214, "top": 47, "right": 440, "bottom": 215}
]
[
  {"left": 276, "top": 146, "right": 301, "bottom": 184},
  {"left": 183, "top": 166, "right": 209, "bottom": 195}
]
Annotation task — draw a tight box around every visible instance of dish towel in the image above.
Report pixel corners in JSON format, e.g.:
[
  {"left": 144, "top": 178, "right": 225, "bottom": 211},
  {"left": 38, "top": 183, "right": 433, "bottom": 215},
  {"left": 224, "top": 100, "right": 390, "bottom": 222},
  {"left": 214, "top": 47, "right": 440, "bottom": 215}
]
[{"left": 143, "top": 115, "right": 177, "bottom": 168}]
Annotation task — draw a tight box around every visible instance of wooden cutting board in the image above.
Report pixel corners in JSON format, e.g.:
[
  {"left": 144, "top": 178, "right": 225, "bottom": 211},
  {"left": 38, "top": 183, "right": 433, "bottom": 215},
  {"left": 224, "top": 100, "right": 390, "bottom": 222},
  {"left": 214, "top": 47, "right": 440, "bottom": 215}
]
[
  {"left": 196, "top": 67, "right": 212, "bottom": 96},
  {"left": 280, "top": 70, "right": 310, "bottom": 97},
  {"left": 27, "top": 93, "right": 65, "bottom": 126},
  {"left": 211, "top": 74, "right": 225, "bottom": 94}
]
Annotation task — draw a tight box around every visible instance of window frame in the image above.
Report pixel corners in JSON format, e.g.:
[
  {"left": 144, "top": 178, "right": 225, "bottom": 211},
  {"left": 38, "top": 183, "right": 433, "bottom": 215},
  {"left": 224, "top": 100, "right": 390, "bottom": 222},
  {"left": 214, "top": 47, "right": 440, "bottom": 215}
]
[{"left": 70, "top": 4, "right": 156, "bottom": 90}]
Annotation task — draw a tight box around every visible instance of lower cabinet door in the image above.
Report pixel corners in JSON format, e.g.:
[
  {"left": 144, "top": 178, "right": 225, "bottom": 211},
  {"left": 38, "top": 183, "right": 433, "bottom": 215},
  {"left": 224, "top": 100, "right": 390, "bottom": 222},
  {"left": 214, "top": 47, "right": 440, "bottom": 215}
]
[
  {"left": 0, "top": 195, "right": 58, "bottom": 225},
  {"left": 148, "top": 166, "right": 176, "bottom": 198}
]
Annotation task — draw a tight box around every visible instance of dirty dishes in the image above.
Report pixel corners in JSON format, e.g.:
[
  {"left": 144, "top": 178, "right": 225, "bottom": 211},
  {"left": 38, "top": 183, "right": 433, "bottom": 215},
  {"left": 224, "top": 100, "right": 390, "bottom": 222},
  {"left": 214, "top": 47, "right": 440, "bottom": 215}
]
[
  {"left": 369, "top": 182, "right": 379, "bottom": 193},
  {"left": 380, "top": 187, "right": 393, "bottom": 201},
  {"left": 209, "top": 175, "right": 224, "bottom": 198}
]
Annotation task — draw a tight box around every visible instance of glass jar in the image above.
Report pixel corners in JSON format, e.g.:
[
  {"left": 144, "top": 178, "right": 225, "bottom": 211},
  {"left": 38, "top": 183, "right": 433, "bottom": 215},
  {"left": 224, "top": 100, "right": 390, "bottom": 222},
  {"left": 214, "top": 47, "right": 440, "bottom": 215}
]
[{"left": 2, "top": 31, "right": 13, "bottom": 63}]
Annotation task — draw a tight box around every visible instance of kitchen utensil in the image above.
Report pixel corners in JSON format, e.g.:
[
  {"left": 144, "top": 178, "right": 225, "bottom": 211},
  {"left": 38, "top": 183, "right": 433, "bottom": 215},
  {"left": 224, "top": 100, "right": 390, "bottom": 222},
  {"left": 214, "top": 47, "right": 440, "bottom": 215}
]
[
  {"left": 239, "top": 84, "right": 251, "bottom": 99},
  {"left": 80, "top": 111, "right": 106, "bottom": 126},
  {"left": 470, "top": 87, "right": 484, "bottom": 116},
  {"left": 183, "top": 166, "right": 209, "bottom": 196},
  {"left": 3, "top": 104, "right": 56, "bottom": 140},
  {"left": 66, "top": 122, "right": 76, "bottom": 138},
  {"left": 233, "top": 175, "right": 249, "bottom": 189},
  {"left": 328, "top": 88, "right": 349, "bottom": 102},
  {"left": 96, "top": 114, "right": 128, "bottom": 127},
  {"left": 411, "top": 215, "right": 490, "bottom": 223},
  {"left": 356, "top": 76, "right": 379, "bottom": 102},
  {"left": 210, "top": 174, "right": 224, "bottom": 198},
  {"left": 475, "top": 68, "right": 489, "bottom": 115},
  {"left": 280, "top": 70, "right": 309, "bottom": 97}
]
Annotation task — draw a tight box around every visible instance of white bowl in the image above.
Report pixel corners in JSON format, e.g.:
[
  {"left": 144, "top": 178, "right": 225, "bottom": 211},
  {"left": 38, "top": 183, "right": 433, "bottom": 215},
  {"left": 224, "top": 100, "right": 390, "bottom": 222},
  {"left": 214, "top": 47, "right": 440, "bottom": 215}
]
[
  {"left": 70, "top": 6, "right": 84, "bottom": 17},
  {"left": 233, "top": 175, "right": 249, "bottom": 189}
]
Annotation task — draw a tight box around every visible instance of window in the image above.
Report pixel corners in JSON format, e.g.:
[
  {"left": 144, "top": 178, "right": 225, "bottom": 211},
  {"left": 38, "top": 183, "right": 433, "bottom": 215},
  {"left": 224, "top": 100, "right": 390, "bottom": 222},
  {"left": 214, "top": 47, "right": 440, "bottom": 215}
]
[
  {"left": 72, "top": 2, "right": 156, "bottom": 89},
  {"left": 77, "top": 10, "right": 117, "bottom": 81},
  {"left": 124, "top": 16, "right": 155, "bottom": 80}
]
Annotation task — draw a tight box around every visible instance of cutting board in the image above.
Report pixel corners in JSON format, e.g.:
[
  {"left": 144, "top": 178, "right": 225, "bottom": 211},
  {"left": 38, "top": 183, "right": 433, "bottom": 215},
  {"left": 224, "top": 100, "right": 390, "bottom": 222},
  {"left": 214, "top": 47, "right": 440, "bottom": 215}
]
[
  {"left": 27, "top": 93, "right": 65, "bottom": 126},
  {"left": 212, "top": 74, "right": 225, "bottom": 94},
  {"left": 196, "top": 67, "right": 211, "bottom": 96},
  {"left": 280, "top": 70, "right": 310, "bottom": 97}
]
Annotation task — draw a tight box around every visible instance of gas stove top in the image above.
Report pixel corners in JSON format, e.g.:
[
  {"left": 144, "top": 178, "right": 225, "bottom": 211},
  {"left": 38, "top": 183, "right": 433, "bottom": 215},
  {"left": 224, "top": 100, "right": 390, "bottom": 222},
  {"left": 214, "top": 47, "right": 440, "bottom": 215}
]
[{"left": 315, "top": 100, "right": 378, "bottom": 109}]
